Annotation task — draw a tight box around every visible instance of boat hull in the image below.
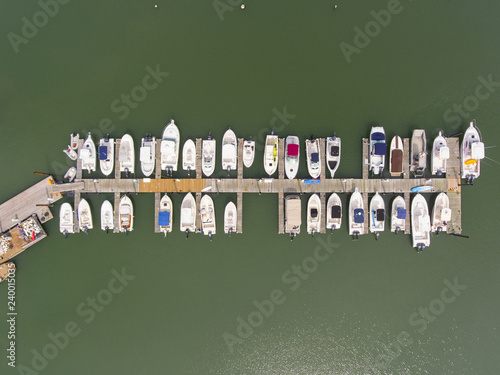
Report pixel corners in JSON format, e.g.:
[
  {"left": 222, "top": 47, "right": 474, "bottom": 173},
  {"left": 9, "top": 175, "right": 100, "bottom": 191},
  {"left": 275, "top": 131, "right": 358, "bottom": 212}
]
[
  {"left": 306, "top": 139, "right": 321, "bottom": 178},
  {"left": 182, "top": 139, "right": 196, "bottom": 172},
  {"left": 410, "top": 129, "right": 427, "bottom": 177},
  {"left": 411, "top": 194, "right": 430, "bottom": 248},
  {"left": 81, "top": 134, "right": 96, "bottom": 172},
  {"left": 461, "top": 122, "right": 484, "bottom": 180},
  {"left": 140, "top": 136, "right": 155, "bottom": 177},
  {"left": 326, "top": 193, "right": 342, "bottom": 231},
  {"left": 285, "top": 136, "right": 300, "bottom": 180},
  {"left": 349, "top": 189, "right": 364, "bottom": 236},
  {"left": 180, "top": 193, "right": 197, "bottom": 233},
  {"left": 389, "top": 135, "right": 403, "bottom": 177},
  {"left": 369, "top": 127, "right": 386, "bottom": 175},
  {"left": 326, "top": 136, "right": 341, "bottom": 178},
  {"left": 200, "top": 195, "right": 216, "bottom": 236},
  {"left": 159, "top": 195, "right": 173, "bottom": 233},
  {"left": 100, "top": 200, "right": 114, "bottom": 231},
  {"left": 224, "top": 201, "right": 237, "bottom": 234},
  {"left": 99, "top": 138, "right": 114, "bottom": 176},
  {"left": 431, "top": 132, "right": 449, "bottom": 176},
  {"left": 285, "top": 195, "right": 301, "bottom": 236},
  {"left": 264, "top": 135, "right": 278, "bottom": 176},
  {"left": 243, "top": 140, "right": 255, "bottom": 168},
  {"left": 119, "top": 195, "right": 134, "bottom": 232},
  {"left": 59, "top": 202, "right": 74, "bottom": 234},
  {"left": 119, "top": 134, "right": 135, "bottom": 174},
  {"left": 431, "top": 192, "right": 451, "bottom": 233},
  {"left": 369, "top": 193, "right": 385, "bottom": 233},
  {"left": 160, "top": 120, "right": 180, "bottom": 172},
  {"left": 307, "top": 194, "right": 321, "bottom": 234},
  {"left": 222, "top": 129, "right": 237, "bottom": 171},
  {"left": 202, "top": 139, "right": 216, "bottom": 177},
  {"left": 391, "top": 196, "right": 406, "bottom": 233},
  {"left": 78, "top": 198, "right": 93, "bottom": 231}
]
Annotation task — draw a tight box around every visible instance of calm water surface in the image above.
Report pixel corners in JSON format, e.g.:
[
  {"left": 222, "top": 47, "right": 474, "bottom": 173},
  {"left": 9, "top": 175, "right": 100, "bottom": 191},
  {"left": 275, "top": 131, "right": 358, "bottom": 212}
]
[{"left": 1, "top": 1, "right": 499, "bottom": 374}]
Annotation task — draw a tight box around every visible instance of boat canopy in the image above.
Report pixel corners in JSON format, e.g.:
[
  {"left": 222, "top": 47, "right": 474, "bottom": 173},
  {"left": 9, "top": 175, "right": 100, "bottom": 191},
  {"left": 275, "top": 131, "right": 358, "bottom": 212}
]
[
  {"left": 181, "top": 208, "right": 193, "bottom": 223},
  {"left": 329, "top": 145, "right": 340, "bottom": 157},
  {"left": 140, "top": 146, "right": 151, "bottom": 162},
  {"left": 311, "top": 208, "right": 318, "bottom": 218},
  {"left": 354, "top": 208, "right": 364, "bottom": 223},
  {"left": 158, "top": 211, "right": 170, "bottom": 226},
  {"left": 438, "top": 146, "right": 450, "bottom": 160},
  {"left": 371, "top": 132, "right": 385, "bottom": 141},
  {"left": 311, "top": 152, "right": 319, "bottom": 163},
  {"left": 331, "top": 205, "right": 341, "bottom": 219},
  {"left": 98, "top": 146, "right": 108, "bottom": 161},
  {"left": 376, "top": 209, "right": 385, "bottom": 222},
  {"left": 441, "top": 208, "right": 452, "bottom": 221},
  {"left": 287, "top": 144, "right": 299, "bottom": 156},
  {"left": 222, "top": 144, "right": 236, "bottom": 159},
  {"left": 471, "top": 142, "right": 485, "bottom": 159},
  {"left": 396, "top": 208, "right": 407, "bottom": 219},
  {"left": 80, "top": 149, "right": 91, "bottom": 159},
  {"left": 374, "top": 143, "right": 387, "bottom": 156}
]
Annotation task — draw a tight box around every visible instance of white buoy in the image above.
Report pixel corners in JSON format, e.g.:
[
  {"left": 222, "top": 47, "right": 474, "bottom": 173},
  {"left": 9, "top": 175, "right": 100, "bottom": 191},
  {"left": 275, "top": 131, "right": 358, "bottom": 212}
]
[
  {"left": 241, "top": 4, "right": 245, "bottom": 9},
  {"left": 155, "top": 4, "right": 158, "bottom": 8}
]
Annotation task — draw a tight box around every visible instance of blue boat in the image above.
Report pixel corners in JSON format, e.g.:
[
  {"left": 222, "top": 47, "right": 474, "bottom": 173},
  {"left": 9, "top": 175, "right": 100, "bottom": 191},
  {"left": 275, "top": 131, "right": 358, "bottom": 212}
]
[
  {"left": 304, "top": 179, "right": 321, "bottom": 185},
  {"left": 410, "top": 185, "right": 434, "bottom": 193}
]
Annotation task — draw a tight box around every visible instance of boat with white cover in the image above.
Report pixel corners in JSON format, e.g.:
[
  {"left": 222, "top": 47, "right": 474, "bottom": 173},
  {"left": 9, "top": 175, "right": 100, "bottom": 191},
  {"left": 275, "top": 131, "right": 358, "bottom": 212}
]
[
  {"left": 182, "top": 139, "right": 196, "bottom": 176},
  {"left": 285, "top": 135, "right": 300, "bottom": 180},
  {"left": 264, "top": 131, "right": 278, "bottom": 176},
  {"left": 369, "top": 127, "right": 386, "bottom": 176},
  {"left": 140, "top": 134, "right": 155, "bottom": 177},
  {"left": 326, "top": 134, "right": 341, "bottom": 178},
  {"left": 243, "top": 138, "right": 255, "bottom": 168},
  {"left": 180, "top": 193, "right": 196, "bottom": 237},
  {"left": 307, "top": 194, "right": 321, "bottom": 236},
  {"left": 119, "top": 195, "right": 134, "bottom": 233},
  {"left": 200, "top": 194, "right": 216, "bottom": 239},
  {"left": 63, "top": 145, "right": 77, "bottom": 161},
  {"left": 100, "top": 200, "right": 114, "bottom": 232},
  {"left": 411, "top": 193, "right": 431, "bottom": 252},
  {"left": 431, "top": 192, "right": 451, "bottom": 234},
  {"left": 80, "top": 133, "right": 96, "bottom": 173},
  {"left": 59, "top": 202, "right": 74, "bottom": 237},
  {"left": 411, "top": 129, "right": 427, "bottom": 177},
  {"left": 390, "top": 196, "right": 406, "bottom": 233},
  {"left": 369, "top": 192, "right": 385, "bottom": 239},
  {"left": 431, "top": 131, "right": 449, "bottom": 176},
  {"left": 158, "top": 194, "right": 172, "bottom": 236},
  {"left": 78, "top": 198, "right": 93, "bottom": 234},
  {"left": 64, "top": 167, "right": 76, "bottom": 182},
  {"left": 389, "top": 135, "right": 403, "bottom": 177},
  {"left": 461, "top": 121, "right": 485, "bottom": 184},
  {"left": 285, "top": 195, "right": 301, "bottom": 240},
  {"left": 222, "top": 129, "right": 237, "bottom": 174},
  {"left": 202, "top": 134, "right": 216, "bottom": 177},
  {"left": 326, "top": 193, "right": 342, "bottom": 234},
  {"left": 306, "top": 137, "right": 321, "bottom": 178},
  {"left": 99, "top": 135, "right": 114, "bottom": 176},
  {"left": 224, "top": 202, "right": 237, "bottom": 234},
  {"left": 349, "top": 188, "right": 364, "bottom": 240},
  {"left": 160, "top": 119, "right": 180, "bottom": 175},
  {"left": 119, "top": 134, "right": 135, "bottom": 176}
]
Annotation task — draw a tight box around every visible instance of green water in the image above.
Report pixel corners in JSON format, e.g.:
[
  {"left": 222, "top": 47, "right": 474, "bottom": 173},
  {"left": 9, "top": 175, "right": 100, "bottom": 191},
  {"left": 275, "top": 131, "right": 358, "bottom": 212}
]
[{"left": 1, "top": 1, "right": 500, "bottom": 374}]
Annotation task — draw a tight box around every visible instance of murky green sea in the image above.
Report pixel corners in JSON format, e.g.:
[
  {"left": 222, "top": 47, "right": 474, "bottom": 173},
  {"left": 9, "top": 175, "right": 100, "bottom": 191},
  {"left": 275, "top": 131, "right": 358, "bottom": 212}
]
[{"left": 1, "top": 1, "right": 500, "bottom": 374}]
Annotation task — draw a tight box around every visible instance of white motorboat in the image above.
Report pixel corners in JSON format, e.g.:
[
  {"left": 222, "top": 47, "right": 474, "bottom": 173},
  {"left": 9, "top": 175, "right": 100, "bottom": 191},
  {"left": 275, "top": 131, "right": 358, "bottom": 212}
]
[
  {"left": 411, "top": 129, "right": 427, "bottom": 177},
  {"left": 119, "top": 195, "right": 133, "bottom": 233},
  {"left": 100, "top": 200, "right": 114, "bottom": 232},
  {"left": 411, "top": 193, "right": 431, "bottom": 252},
  {"left": 243, "top": 138, "right": 255, "bottom": 168},
  {"left": 222, "top": 129, "right": 237, "bottom": 174},
  {"left": 202, "top": 134, "right": 216, "bottom": 177},
  {"left": 285, "top": 195, "right": 301, "bottom": 240},
  {"left": 200, "top": 194, "right": 216, "bottom": 239},
  {"left": 180, "top": 193, "right": 197, "bottom": 237},
  {"left": 326, "top": 193, "right": 342, "bottom": 234},
  {"left": 326, "top": 134, "right": 341, "bottom": 178},
  {"left": 140, "top": 134, "right": 155, "bottom": 177},
  {"left": 306, "top": 137, "right": 321, "bottom": 178},
  {"left": 389, "top": 135, "right": 403, "bottom": 177},
  {"left": 369, "top": 192, "right": 385, "bottom": 239},
  {"left": 390, "top": 196, "right": 406, "bottom": 233},
  {"left": 119, "top": 134, "right": 135, "bottom": 176},
  {"left": 431, "top": 131, "right": 449, "bottom": 176},
  {"left": 369, "top": 127, "right": 386, "bottom": 176},
  {"left": 59, "top": 202, "right": 74, "bottom": 237},
  {"left": 63, "top": 145, "right": 77, "bottom": 161},
  {"left": 80, "top": 133, "right": 96, "bottom": 173},
  {"left": 349, "top": 188, "right": 364, "bottom": 239},
  {"left": 182, "top": 139, "right": 196, "bottom": 176},
  {"left": 461, "top": 121, "right": 485, "bottom": 184},
  {"left": 70, "top": 133, "right": 79, "bottom": 150},
  {"left": 431, "top": 192, "right": 451, "bottom": 234},
  {"left": 264, "top": 131, "right": 278, "bottom": 176},
  {"left": 285, "top": 135, "right": 300, "bottom": 180},
  {"left": 78, "top": 198, "right": 93, "bottom": 234},
  {"left": 160, "top": 119, "right": 180, "bottom": 175},
  {"left": 98, "top": 135, "right": 114, "bottom": 176},
  {"left": 307, "top": 193, "right": 321, "bottom": 236},
  {"left": 64, "top": 166, "right": 76, "bottom": 182},
  {"left": 224, "top": 201, "right": 237, "bottom": 234},
  {"left": 158, "top": 194, "right": 172, "bottom": 236}
]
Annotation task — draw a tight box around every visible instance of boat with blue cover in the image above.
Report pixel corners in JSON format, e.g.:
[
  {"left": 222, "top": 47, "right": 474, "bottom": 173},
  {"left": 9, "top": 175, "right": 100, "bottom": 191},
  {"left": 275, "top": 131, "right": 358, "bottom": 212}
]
[
  {"left": 158, "top": 194, "right": 172, "bottom": 236},
  {"left": 99, "top": 134, "right": 114, "bottom": 176},
  {"left": 391, "top": 196, "right": 406, "bottom": 233},
  {"left": 369, "top": 127, "right": 386, "bottom": 175}
]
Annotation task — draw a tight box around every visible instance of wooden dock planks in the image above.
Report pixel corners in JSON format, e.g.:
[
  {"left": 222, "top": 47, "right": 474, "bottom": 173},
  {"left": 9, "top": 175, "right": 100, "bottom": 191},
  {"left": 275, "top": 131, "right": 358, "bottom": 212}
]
[
  {"left": 237, "top": 138, "right": 244, "bottom": 179},
  {"left": 113, "top": 193, "right": 120, "bottom": 233},
  {"left": 362, "top": 138, "right": 369, "bottom": 180},
  {"left": 114, "top": 138, "right": 121, "bottom": 179},
  {"left": 278, "top": 192, "right": 284, "bottom": 234},
  {"left": 320, "top": 193, "right": 326, "bottom": 234},
  {"left": 236, "top": 192, "right": 243, "bottom": 234},
  {"left": 404, "top": 192, "right": 411, "bottom": 234},
  {"left": 196, "top": 138, "right": 202, "bottom": 179},
  {"left": 278, "top": 138, "right": 285, "bottom": 180},
  {"left": 319, "top": 138, "right": 326, "bottom": 180},
  {"left": 154, "top": 193, "right": 160, "bottom": 233}
]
